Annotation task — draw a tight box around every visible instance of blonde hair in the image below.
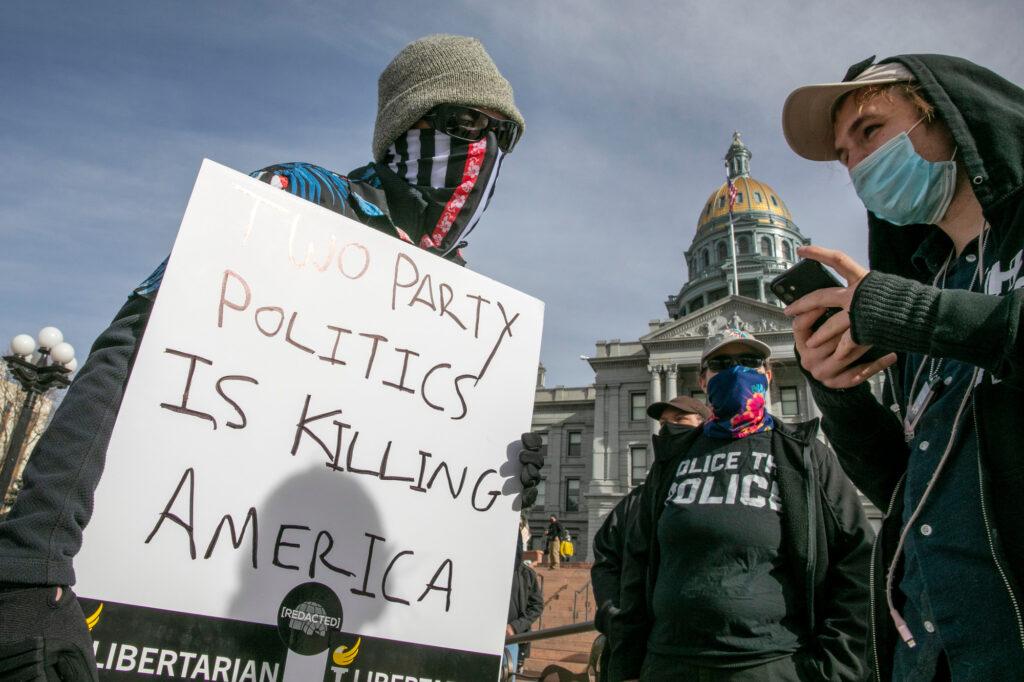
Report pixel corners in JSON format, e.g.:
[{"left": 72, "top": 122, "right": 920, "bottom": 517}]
[{"left": 833, "top": 82, "right": 935, "bottom": 123}]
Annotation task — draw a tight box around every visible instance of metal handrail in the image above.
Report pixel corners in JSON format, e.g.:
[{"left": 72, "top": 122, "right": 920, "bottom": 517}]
[
  {"left": 506, "top": 620, "right": 595, "bottom": 645},
  {"left": 571, "top": 580, "right": 592, "bottom": 623},
  {"left": 538, "top": 583, "right": 567, "bottom": 630}
]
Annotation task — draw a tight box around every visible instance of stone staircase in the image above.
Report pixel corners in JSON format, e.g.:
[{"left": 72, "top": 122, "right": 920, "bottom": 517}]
[{"left": 522, "top": 562, "right": 598, "bottom": 678}]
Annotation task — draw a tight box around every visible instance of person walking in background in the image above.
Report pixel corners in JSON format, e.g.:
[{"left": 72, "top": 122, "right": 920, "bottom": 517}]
[
  {"left": 611, "top": 328, "right": 873, "bottom": 681},
  {"left": 782, "top": 54, "right": 1024, "bottom": 680},
  {"left": 506, "top": 535, "right": 544, "bottom": 680},
  {"left": 545, "top": 515, "right": 565, "bottom": 569}
]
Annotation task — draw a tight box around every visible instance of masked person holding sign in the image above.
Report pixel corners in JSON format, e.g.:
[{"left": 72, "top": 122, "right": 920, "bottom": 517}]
[
  {"left": 610, "top": 328, "right": 873, "bottom": 682},
  {"left": 781, "top": 55, "right": 1024, "bottom": 681},
  {"left": 0, "top": 34, "right": 544, "bottom": 682}
]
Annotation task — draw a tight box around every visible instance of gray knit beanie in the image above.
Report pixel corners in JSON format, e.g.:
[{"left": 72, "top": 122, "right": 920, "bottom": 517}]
[{"left": 373, "top": 34, "right": 525, "bottom": 162}]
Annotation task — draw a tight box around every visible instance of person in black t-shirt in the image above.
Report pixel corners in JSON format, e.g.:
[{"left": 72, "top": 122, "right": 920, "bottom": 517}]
[
  {"left": 611, "top": 328, "right": 873, "bottom": 682},
  {"left": 545, "top": 516, "right": 566, "bottom": 569},
  {"left": 591, "top": 396, "right": 710, "bottom": 682}
]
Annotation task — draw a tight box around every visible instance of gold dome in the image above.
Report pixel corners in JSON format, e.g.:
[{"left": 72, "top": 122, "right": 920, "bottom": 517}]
[{"left": 697, "top": 175, "right": 793, "bottom": 231}]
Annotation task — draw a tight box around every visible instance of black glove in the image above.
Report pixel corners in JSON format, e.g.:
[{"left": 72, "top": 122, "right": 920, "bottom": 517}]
[
  {"left": 0, "top": 586, "right": 98, "bottom": 681},
  {"left": 594, "top": 600, "right": 620, "bottom": 635},
  {"left": 518, "top": 432, "right": 545, "bottom": 509}
]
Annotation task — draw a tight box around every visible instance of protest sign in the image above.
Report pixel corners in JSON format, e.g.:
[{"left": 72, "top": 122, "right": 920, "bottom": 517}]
[{"left": 75, "top": 160, "right": 544, "bottom": 682}]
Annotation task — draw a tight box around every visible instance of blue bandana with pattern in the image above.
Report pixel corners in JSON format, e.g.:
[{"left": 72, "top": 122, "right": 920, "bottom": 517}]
[{"left": 703, "top": 366, "right": 774, "bottom": 439}]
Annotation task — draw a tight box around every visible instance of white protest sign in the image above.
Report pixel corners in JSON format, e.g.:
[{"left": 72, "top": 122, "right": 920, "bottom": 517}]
[{"left": 76, "top": 160, "right": 544, "bottom": 682}]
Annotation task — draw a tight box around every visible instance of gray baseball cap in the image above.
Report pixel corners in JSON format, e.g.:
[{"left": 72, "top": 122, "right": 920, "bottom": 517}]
[{"left": 701, "top": 328, "right": 772, "bottom": 365}]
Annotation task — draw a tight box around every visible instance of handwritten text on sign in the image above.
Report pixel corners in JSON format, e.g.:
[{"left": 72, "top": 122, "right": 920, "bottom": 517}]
[{"left": 76, "top": 160, "right": 544, "bottom": 679}]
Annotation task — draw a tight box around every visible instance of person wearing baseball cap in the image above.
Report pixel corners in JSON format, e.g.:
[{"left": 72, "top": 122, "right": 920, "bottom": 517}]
[
  {"left": 0, "top": 35, "right": 537, "bottom": 681},
  {"left": 592, "top": 396, "right": 710, "bottom": 682},
  {"left": 610, "top": 327, "right": 872, "bottom": 681},
  {"left": 646, "top": 394, "right": 712, "bottom": 428},
  {"left": 781, "top": 55, "right": 1024, "bottom": 680}
]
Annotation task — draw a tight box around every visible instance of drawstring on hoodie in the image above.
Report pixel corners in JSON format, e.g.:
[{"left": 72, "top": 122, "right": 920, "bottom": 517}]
[{"left": 885, "top": 220, "right": 989, "bottom": 648}]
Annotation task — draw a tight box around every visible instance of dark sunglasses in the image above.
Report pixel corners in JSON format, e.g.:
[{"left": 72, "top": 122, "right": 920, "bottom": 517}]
[
  {"left": 703, "top": 354, "right": 766, "bottom": 372},
  {"left": 423, "top": 104, "right": 521, "bottom": 153}
]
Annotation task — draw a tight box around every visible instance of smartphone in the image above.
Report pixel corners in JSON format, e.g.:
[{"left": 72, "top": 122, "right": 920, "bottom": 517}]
[{"left": 770, "top": 260, "right": 887, "bottom": 366}]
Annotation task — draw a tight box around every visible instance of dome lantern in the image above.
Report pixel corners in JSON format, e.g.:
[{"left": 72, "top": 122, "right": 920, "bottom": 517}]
[{"left": 726, "top": 131, "right": 751, "bottom": 179}]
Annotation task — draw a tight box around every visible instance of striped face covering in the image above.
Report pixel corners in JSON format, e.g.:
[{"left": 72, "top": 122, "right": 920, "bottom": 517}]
[{"left": 383, "top": 128, "right": 505, "bottom": 257}]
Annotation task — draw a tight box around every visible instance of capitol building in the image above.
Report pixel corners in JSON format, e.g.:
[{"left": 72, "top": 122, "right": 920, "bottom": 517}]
[{"left": 525, "top": 133, "right": 880, "bottom": 559}]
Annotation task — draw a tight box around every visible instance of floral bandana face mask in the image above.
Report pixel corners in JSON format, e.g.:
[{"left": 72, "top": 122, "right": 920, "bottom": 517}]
[{"left": 703, "top": 365, "right": 774, "bottom": 439}]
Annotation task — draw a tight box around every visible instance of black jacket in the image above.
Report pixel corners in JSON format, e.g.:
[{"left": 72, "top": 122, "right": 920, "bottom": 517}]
[
  {"left": 592, "top": 486, "right": 643, "bottom": 682},
  {"left": 591, "top": 485, "right": 644, "bottom": 634},
  {"left": 545, "top": 521, "right": 565, "bottom": 543},
  {"left": 609, "top": 419, "right": 874, "bottom": 681},
  {"left": 803, "top": 54, "right": 1024, "bottom": 681},
  {"left": 508, "top": 563, "right": 544, "bottom": 635}
]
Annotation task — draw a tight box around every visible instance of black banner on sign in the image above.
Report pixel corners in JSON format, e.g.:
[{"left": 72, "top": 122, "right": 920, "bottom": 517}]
[
  {"left": 319, "top": 631, "right": 499, "bottom": 682},
  {"left": 80, "top": 598, "right": 287, "bottom": 680},
  {"left": 79, "top": 598, "right": 499, "bottom": 681}
]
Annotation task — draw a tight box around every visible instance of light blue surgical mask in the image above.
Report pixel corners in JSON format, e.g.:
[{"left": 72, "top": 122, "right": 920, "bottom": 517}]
[{"left": 850, "top": 118, "right": 957, "bottom": 226}]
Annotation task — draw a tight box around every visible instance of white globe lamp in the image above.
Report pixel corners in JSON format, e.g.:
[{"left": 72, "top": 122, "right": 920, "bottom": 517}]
[
  {"left": 10, "top": 334, "right": 36, "bottom": 357},
  {"left": 37, "top": 327, "right": 63, "bottom": 351},
  {"left": 50, "top": 342, "right": 75, "bottom": 365}
]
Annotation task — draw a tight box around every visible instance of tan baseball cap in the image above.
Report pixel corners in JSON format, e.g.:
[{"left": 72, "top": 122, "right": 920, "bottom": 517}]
[{"left": 782, "top": 61, "right": 915, "bottom": 161}]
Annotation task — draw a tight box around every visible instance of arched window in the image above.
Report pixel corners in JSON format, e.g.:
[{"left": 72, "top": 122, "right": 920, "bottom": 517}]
[
  {"left": 760, "top": 236, "right": 773, "bottom": 257},
  {"left": 717, "top": 241, "right": 728, "bottom": 261},
  {"left": 737, "top": 235, "right": 751, "bottom": 255},
  {"left": 701, "top": 248, "right": 710, "bottom": 268},
  {"left": 782, "top": 241, "right": 794, "bottom": 261}
]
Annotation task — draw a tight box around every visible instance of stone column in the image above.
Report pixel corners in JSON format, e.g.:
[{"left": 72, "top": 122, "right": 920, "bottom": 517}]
[
  {"left": 757, "top": 277, "right": 766, "bottom": 303},
  {"left": 591, "top": 384, "right": 607, "bottom": 483},
  {"left": 648, "top": 365, "right": 662, "bottom": 435},
  {"left": 665, "top": 365, "right": 679, "bottom": 401},
  {"left": 607, "top": 386, "right": 620, "bottom": 484}
]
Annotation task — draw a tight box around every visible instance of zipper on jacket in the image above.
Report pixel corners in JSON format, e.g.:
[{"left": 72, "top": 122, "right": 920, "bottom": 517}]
[
  {"left": 870, "top": 476, "right": 905, "bottom": 682},
  {"left": 804, "top": 443, "right": 817, "bottom": 632},
  {"left": 973, "top": 397, "right": 1024, "bottom": 651}
]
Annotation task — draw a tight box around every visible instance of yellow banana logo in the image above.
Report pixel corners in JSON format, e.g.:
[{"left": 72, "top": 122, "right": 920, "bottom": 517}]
[
  {"left": 85, "top": 603, "right": 104, "bottom": 632},
  {"left": 332, "top": 637, "right": 361, "bottom": 667}
]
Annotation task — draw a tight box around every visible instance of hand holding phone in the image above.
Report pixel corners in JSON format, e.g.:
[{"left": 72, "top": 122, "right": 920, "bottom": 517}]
[
  {"left": 771, "top": 259, "right": 888, "bottom": 367},
  {"left": 770, "top": 260, "right": 845, "bottom": 331}
]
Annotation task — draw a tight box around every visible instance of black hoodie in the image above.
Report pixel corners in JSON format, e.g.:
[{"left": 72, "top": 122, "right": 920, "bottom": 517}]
[{"left": 803, "top": 54, "right": 1024, "bottom": 681}]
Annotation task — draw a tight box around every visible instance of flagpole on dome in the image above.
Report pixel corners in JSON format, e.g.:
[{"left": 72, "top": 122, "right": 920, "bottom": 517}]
[{"left": 725, "top": 171, "right": 740, "bottom": 297}]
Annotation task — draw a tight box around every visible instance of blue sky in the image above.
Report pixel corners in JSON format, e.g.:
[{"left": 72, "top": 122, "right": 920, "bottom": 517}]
[{"left": 2, "top": 2, "right": 1021, "bottom": 386}]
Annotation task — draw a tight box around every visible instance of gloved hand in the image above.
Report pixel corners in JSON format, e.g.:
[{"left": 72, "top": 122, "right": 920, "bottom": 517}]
[
  {"left": 518, "top": 432, "right": 545, "bottom": 509},
  {"left": 0, "top": 585, "right": 98, "bottom": 681}
]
